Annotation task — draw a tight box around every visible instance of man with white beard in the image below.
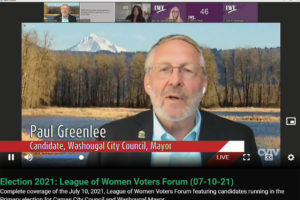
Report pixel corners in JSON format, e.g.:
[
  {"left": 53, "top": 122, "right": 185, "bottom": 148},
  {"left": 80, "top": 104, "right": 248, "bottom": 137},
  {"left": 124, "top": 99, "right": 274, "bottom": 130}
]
[{"left": 87, "top": 35, "right": 261, "bottom": 167}]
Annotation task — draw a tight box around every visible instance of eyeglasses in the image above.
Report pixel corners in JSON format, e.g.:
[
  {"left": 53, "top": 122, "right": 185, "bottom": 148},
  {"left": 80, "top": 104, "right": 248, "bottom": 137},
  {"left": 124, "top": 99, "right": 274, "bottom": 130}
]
[{"left": 151, "top": 63, "right": 201, "bottom": 80}]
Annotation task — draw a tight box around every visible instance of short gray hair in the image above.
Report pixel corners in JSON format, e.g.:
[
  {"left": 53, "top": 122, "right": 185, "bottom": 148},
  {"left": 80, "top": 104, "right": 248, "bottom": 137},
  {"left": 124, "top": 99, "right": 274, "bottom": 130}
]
[
  {"left": 144, "top": 34, "right": 207, "bottom": 76},
  {"left": 61, "top": 4, "right": 70, "bottom": 9}
]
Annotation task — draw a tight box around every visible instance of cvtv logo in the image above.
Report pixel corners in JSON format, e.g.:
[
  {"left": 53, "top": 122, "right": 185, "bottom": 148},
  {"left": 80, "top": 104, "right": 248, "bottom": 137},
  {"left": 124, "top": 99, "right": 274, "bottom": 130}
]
[
  {"left": 154, "top": 5, "right": 167, "bottom": 14},
  {"left": 258, "top": 148, "right": 280, "bottom": 157}
]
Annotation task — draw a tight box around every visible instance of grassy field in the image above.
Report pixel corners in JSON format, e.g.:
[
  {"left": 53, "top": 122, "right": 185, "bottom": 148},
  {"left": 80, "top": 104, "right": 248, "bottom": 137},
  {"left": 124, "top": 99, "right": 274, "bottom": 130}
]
[
  {"left": 255, "top": 136, "right": 280, "bottom": 149},
  {"left": 221, "top": 115, "right": 279, "bottom": 122},
  {"left": 22, "top": 107, "right": 148, "bottom": 120},
  {"left": 203, "top": 107, "right": 280, "bottom": 113},
  {"left": 22, "top": 131, "right": 41, "bottom": 141},
  {"left": 22, "top": 107, "right": 279, "bottom": 122}
]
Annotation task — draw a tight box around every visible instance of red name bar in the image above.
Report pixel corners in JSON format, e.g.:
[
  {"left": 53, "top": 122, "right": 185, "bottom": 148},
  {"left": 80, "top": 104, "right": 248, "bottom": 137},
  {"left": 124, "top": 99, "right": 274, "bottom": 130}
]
[{"left": 0, "top": 141, "right": 244, "bottom": 153}]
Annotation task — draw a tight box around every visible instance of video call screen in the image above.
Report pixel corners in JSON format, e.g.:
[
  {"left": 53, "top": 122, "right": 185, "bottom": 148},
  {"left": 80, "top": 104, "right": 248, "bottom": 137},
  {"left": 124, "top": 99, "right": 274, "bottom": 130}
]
[
  {"left": 0, "top": 1, "right": 299, "bottom": 200},
  {"left": 20, "top": 22, "right": 280, "bottom": 168}
]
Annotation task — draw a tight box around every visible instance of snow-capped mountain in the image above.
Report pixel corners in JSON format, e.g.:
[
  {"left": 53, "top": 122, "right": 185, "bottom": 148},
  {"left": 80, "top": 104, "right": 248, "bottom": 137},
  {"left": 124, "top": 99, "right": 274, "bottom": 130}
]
[{"left": 67, "top": 33, "right": 127, "bottom": 53}]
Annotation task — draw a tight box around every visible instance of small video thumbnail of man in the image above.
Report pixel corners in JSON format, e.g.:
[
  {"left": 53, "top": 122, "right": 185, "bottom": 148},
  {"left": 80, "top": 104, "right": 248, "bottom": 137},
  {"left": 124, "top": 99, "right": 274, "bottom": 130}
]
[
  {"left": 44, "top": 3, "right": 79, "bottom": 23},
  {"left": 21, "top": 23, "right": 280, "bottom": 168},
  {"left": 115, "top": 2, "right": 151, "bottom": 22}
]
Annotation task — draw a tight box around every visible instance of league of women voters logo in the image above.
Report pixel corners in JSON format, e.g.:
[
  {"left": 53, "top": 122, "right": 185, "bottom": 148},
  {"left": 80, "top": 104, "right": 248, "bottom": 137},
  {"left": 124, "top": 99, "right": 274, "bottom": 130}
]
[
  {"left": 225, "top": 5, "right": 238, "bottom": 14},
  {"left": 154, "top": 5, "right": 167, "bottom": 14}
]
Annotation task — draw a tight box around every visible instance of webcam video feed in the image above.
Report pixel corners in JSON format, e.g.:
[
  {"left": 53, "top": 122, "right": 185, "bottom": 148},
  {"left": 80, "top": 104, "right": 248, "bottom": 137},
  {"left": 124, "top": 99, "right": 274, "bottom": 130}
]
[
  {"left": 115, "top": 2, "right": 151, "bottom": 22},
  {"left": 21, "top": 22, "right": 280, "bottom": 167},
  {"left": 44, "top": 3, "right": 80, "bottom": 23}
]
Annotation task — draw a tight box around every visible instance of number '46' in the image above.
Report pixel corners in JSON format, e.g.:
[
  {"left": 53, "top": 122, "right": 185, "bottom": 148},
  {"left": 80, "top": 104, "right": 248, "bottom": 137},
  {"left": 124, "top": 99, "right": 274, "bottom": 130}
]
[{"left": 200, "top": 8, "right": 209, "bottom": 15}]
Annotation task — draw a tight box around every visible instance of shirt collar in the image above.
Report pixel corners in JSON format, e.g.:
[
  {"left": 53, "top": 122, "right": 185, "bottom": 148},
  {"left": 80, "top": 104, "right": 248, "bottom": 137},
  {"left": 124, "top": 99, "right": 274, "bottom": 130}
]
[
  {"left": 62, "top": 15, "right": 69, "bottom": 22},
  {"left": 152, "top": 109, "right": 201, "bottom": 141}
]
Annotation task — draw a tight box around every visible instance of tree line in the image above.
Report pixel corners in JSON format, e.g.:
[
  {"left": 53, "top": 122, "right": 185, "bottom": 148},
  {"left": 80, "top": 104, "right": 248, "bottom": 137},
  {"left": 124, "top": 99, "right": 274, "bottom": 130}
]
[{"left": 22, "top": 31, "right": 280, "bottom": 109}]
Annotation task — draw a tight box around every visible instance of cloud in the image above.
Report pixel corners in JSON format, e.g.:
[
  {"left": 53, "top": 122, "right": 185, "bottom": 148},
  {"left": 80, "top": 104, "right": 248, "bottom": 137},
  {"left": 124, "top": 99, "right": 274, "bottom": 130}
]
[{"left": 132, "top": 34, "right": 146, "bottom": 42}]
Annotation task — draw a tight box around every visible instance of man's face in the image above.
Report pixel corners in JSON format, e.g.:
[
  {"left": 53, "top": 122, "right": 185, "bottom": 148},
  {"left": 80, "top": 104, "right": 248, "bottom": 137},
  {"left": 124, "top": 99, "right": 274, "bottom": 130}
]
[
  {"left": 61, "top": 5, "right": 70, "bottom": 17},
  {"left": 144, "top": 39, "right": 207, "bottom": 122}
]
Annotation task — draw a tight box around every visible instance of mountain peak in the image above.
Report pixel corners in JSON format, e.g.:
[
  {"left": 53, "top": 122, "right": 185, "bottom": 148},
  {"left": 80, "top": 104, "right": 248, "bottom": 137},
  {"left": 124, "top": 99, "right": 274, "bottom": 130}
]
[
  {"left": 67, "top": 33, "right": 127, "bottom": 53},
  {"left": 89, "top": 33, "right": 98, "bottom": 38},
  {"left": 87, "top": 33, "right": 102, "bottom": 41}
]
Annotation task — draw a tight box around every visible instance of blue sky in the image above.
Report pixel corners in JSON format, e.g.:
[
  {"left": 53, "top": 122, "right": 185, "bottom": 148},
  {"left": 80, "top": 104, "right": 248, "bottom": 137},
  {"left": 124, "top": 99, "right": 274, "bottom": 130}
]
[{"left": 23, "top": 23, "right": 280, "bottom": 51}]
